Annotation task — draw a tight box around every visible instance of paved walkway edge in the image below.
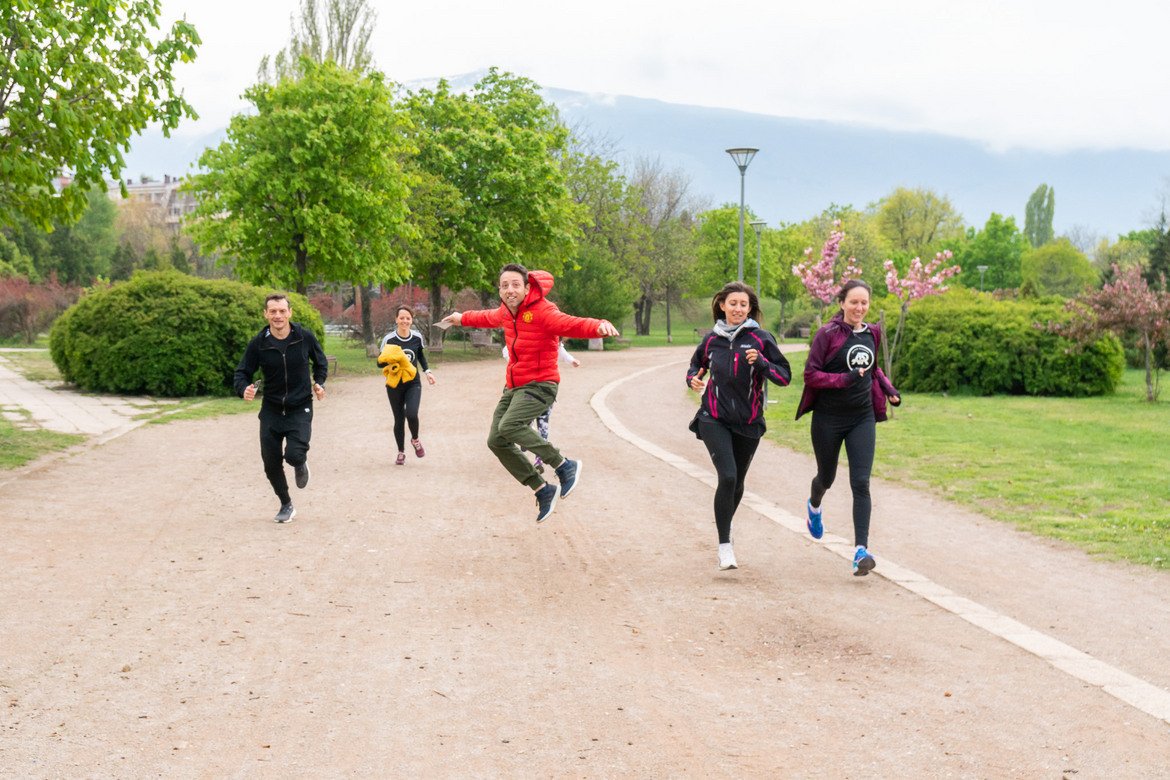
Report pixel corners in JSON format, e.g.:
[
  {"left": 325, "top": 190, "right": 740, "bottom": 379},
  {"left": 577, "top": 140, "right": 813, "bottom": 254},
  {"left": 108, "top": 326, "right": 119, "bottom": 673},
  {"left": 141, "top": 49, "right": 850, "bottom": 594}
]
[{"left": 590, "top": 358, "right": 1170, "bottom": 727}]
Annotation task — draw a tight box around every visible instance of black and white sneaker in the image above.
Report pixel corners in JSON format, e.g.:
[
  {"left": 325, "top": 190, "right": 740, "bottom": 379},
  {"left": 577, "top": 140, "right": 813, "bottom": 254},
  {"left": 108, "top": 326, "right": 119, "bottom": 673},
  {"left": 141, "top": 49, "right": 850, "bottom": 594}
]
[
  {"left": 555, "top": 458, "right": 581, "bottom": 499},
  {"left": 274, "top": 503, "right": 296, "bottom": 523},
  {"left": 294, "top": 461, "right": 310, "bottom": 489},
  {"left": 535, "top": 483, "right": 558, "bottom": 523}
]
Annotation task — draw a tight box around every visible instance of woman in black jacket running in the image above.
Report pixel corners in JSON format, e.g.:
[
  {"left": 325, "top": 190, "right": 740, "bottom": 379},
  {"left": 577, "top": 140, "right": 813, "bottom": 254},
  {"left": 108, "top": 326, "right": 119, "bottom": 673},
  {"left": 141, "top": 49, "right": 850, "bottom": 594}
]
[
  {"left": 686, "top": 282, "right": 791, "bottom": 570},
  {"left": 377, "top": 306, "right": 436, "bottom": 465}
]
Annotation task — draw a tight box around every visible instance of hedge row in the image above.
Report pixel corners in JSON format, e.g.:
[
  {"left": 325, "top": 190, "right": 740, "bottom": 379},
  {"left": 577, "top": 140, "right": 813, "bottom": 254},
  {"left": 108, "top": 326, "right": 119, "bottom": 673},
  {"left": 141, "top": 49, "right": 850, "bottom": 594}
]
[
  {"left": 882, "top": 291, "right": 1123, "bottom": 396},
  {"left": 50, "top": 272, "right": 324, "bottom": 397}
]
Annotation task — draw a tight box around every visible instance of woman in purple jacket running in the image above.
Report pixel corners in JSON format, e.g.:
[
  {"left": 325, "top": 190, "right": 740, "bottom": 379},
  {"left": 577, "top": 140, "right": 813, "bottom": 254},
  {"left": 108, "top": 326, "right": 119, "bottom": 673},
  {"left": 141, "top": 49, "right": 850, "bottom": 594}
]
[{"left": 795, "top": 280, "right": 900, "bottom": 576}]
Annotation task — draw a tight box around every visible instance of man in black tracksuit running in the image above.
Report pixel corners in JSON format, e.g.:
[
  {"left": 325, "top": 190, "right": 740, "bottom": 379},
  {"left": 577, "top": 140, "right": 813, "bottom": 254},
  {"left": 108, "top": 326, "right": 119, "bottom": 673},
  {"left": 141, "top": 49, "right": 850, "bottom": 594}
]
[{"left": 233, "top": 293, "right": 328, "bottom": 523}]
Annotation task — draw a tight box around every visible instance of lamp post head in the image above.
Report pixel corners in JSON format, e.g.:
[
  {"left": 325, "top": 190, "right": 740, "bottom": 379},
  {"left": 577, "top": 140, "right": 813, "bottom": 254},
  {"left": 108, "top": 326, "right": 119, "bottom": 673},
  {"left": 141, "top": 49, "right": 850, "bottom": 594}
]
[
  {"left": 749, "top": 220, "right": 766, "bottom": 236},
  {"left": 725, "top": 147, "right": 759, "bottom": 173},
  {"left": 977, "top": 265, "right": 989, "bottom": 272}
]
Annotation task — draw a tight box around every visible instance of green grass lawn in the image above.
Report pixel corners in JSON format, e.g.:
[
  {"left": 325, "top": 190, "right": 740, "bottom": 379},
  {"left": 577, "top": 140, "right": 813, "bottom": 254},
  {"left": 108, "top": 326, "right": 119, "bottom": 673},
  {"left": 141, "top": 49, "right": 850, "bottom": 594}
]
[
  {"left": 0, "top": 347, "right": 62, "bottom": 382},
  {"left": 764, "top": 352, "right": 1170, "bottom": 568},
  {"left": 0, "top": 415, "right": 85, "bottom": 469}
]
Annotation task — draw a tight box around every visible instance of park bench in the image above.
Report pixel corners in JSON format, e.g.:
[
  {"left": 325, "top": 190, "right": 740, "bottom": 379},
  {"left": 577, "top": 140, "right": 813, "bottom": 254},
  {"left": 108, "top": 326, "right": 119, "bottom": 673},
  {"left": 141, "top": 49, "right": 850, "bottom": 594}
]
[{"left": 469, "top": 329, "right": 494, "bottom": 351}]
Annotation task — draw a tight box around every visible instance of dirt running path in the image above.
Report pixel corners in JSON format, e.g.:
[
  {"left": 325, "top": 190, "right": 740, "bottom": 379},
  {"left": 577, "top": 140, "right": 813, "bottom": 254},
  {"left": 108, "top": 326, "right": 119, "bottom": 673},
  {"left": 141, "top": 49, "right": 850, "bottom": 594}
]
[{"left": 2, "top": 346, "right": 1169, "bottom": 777}]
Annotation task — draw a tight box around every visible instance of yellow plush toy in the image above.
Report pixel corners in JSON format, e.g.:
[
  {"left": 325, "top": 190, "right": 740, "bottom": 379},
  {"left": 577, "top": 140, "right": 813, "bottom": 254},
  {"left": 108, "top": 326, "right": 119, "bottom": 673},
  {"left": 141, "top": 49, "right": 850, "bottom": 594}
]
[{"left": 377, "top": 344, "right": 417, "bottom": 388}]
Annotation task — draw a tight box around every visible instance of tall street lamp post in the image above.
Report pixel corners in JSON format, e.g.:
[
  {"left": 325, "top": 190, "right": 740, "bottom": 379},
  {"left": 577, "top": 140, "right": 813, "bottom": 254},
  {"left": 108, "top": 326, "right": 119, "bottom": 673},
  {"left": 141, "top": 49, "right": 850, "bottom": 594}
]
[
  {"left": 750, "top": 220, "right": 766, "bottom": 293},
  {"left": 977, "top": 264, "right": 989, "bottom": 292},
  {"left": 725, "top": 147, "right": 758, "bottom": 282}
]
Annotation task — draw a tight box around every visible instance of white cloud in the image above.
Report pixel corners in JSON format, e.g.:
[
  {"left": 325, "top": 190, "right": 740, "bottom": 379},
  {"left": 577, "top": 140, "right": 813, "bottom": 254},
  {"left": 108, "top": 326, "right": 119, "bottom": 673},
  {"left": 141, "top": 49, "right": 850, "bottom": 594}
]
[{"left": 160, "top": 0, "right": 1170, "bottom": 151}]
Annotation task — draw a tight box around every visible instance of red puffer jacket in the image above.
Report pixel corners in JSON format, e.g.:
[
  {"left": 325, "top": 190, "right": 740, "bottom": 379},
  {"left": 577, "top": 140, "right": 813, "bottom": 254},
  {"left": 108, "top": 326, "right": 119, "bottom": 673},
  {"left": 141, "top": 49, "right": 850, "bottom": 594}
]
[{"left": 460, "top": 270, "right": 603, "bottom": 388}]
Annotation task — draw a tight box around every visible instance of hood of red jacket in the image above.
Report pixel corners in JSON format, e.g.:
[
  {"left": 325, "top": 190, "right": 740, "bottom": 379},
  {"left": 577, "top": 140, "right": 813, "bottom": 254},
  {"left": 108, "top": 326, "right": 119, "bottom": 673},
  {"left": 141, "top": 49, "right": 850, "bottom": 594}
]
[{"left": 524, "top": 270, "right": 553, "bottom": 304}]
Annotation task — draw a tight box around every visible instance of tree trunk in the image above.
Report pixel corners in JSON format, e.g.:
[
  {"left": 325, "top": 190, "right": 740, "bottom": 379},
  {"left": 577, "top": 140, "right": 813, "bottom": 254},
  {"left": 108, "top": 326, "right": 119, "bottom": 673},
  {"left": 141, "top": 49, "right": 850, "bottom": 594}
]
[
  {"left": 665, "top": 295, "right": 672, "bottom": 343},
  {"left": 1144, "top": 333, "right": 1155, "bottom": 402},
  {"left": 777, "top": 298, "right": 787, "bottom": 341},
  {"left": 294, "top": 243, "right": 309, "bottom": 296},
  {"left": 636, "top": 294, "right": 653, "bottom": 336},
  {"left": 358, "top": 283, "right": 373, "bottom": 348},
  {"left": 428, "top": 272, "right": 444, "bottom": 350}
]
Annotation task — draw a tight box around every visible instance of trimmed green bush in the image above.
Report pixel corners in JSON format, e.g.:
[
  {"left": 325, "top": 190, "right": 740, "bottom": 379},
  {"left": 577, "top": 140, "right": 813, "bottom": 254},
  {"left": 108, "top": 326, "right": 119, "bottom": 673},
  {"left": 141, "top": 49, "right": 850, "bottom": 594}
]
[
  {"left": 884, "top": 290, "right": 1123, "bottom": 396},
  {"left": 49, "top": 271, "right": 324, "bottom": 397}
]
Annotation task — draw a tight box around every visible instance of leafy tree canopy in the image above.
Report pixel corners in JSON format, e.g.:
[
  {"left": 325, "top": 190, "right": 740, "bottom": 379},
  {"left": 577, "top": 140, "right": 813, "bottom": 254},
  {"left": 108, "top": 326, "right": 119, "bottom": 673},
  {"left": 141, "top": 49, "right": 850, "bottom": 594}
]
[
  {"left": 1021, "top": 238, "right": 1098, "bottom": 297},
  {"left": 0, "top": 1, "right": 200, "bottom": 229},
  {"left": 185, "top": 59, "right": 414, "bottom": 294},
  {"left": 873, "top": 186, "right": 965, "bottom": 261},
  {"left": 954, "top": 213, "right": 1028, "bottom": 291}
]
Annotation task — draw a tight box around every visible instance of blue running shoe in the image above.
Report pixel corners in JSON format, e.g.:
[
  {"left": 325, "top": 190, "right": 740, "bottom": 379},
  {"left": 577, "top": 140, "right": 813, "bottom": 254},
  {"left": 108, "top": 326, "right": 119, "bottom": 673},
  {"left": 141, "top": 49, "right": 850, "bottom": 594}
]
[
  {"left": 535, "top": 483, "right": 558, "bottom": 523},
  {"left": 555, "top": 458, "right": 581, "bottom": 499},
  {"left": 853, "top": 546, "right": 876, "bottom": 576},
  {"left": 806, "top": 500, "right": 823, "bottom": 540}
]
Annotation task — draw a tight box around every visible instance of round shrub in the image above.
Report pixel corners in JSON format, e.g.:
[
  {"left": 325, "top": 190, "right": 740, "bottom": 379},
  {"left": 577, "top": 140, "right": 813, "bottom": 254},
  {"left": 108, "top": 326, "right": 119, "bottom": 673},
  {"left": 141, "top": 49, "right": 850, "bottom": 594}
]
[
  {"left": 887, "top": 290, "right": 1123, "bottom": 397},
  {"left": 49, "top": 271, "right": 324, "bottom": 397}
]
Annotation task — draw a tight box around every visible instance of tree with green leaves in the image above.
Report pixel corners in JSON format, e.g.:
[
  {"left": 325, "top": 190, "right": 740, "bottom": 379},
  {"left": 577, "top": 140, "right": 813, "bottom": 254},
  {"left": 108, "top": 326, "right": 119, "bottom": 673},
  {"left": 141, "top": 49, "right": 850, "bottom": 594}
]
[
  {"left": 625, "top": 157, "right": 702, "bottom": 338},
  {"left": 258, "top": 0, "right": 375, "bottom": 82},
  {"left": 554, "top": 145, "right": 644, "bottom": 328},
  {"left": 1020, "top": 239, "right": 1098, "bottom": 297},
  {"left": 0, "top": 1, "right": 200, "bottom": 229},
  {"left": 185, "top": 60, "right": 414, "bottom": 301},
  {"left": 0, "top": 231, "right": 35, "bottom": 279},
  {"left": 401, "top": 70, "right": 579, "bottom": 344},
  {"left": 874, "top": 187, "right": 965, "bottom": 261},
  {"left": 954, "top": 213, "right": 1028, "bottom": 291},
  {"left": 1143, "top": 209, "right": 1170, "bottom": 290},
  {"left": 767, "top": 223, "right": 811, "bottom": 336},
  {"left": 255, "top": 0, "right": 381, "bottom": 342},
  {"left": 692, "top": 206, "right": 744, "bottom": 295},
  {"left": 1024, "top": 184, "right": 1056, "bottom": 247}
]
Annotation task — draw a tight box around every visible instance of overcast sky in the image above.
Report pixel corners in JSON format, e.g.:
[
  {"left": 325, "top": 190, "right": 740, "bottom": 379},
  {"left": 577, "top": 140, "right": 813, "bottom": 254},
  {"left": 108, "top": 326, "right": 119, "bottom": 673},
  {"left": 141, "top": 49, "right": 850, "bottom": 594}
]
[{"left": 160, "top": 0, "right": 1170, "bottom": 153}]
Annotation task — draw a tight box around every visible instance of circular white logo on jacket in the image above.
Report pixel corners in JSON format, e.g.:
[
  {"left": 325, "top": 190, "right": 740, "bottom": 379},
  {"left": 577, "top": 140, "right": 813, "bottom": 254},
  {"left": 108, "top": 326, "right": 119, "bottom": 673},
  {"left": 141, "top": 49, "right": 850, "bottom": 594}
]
[{"left": 847, "top": 344, "right": 874, "bottom": 371}]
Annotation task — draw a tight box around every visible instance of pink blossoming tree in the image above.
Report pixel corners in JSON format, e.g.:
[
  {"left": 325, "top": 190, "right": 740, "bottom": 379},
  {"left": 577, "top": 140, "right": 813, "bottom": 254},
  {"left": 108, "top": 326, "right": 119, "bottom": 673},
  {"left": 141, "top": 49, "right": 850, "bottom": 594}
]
[
  {"left": 881, "top": 250, "right": 961, "bottom": 383},
  {"left": 792, "top": 223, "right": 863, "bottom": 323},
  {"left": 1055, "top": 264, "right": 1170, "bottom": 401}
]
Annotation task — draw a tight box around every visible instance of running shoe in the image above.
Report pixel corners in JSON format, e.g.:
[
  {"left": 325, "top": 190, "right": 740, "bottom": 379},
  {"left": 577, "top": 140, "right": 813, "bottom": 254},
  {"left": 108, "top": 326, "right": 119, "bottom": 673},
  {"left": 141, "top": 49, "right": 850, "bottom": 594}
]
[
  {"left": 411, "top": 439, "right": 425, "bottom": 458},
  {"left": 555, "top": 458, "right": 581, "bottom": 498},
  {"left": 535, "top": 482, "right": 559, "bottom": 523},
  {"left": 718, "top": 542, "right": 738, "bottom": 570},
  {"left": 806, "top": 499, "right": 823, "bottom": 539},
  {"left": 274, "top": 503, "right": 296, "bottom": 524},
  {"left": 395, "top": 452, "right": 406, "bottom": 466},
  {"left": 294, "top": 461, "right": 310, "bottom": 489},
  {"left": 853, "top": 546, "right": 876, "bottom": 576}
]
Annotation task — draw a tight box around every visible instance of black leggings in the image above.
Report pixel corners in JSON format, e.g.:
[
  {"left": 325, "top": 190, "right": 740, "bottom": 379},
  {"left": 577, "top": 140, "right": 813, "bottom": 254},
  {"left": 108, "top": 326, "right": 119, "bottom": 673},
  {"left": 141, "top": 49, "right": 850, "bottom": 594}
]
[
  {"left": 385, "top": 380, "right": 421, "bottom": 452},
  {"left": 698, "top": 420, "right": 761, "bottom": 545},
  {"left": 809, "top": 411, "right": 876, "bottom": 548}
]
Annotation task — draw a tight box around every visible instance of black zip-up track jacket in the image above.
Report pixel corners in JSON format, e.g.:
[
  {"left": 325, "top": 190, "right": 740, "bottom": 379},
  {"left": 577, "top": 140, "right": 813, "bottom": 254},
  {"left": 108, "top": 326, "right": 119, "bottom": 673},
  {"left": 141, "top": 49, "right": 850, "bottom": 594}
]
[
  {"left": 686, "top": 323, "right": 791, "bottom": 431},
  {"left": 233, "top": 322, "right": 328, "bottom": 412}
]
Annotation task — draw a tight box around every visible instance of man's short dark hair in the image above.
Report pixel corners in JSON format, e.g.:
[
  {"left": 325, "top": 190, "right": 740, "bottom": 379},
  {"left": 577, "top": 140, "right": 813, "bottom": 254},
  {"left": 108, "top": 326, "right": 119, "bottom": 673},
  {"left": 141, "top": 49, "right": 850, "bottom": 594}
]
[
  {"left": 499, "top": 263, "right": 528, "bottom": 282},
  {"left": 265, "top": 293, "right": 290, "bottom": 308}
]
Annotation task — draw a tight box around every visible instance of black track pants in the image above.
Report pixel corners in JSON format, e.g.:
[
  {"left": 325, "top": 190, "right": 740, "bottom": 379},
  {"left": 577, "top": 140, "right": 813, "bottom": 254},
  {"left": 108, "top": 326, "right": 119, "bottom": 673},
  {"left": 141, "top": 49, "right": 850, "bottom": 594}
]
[{"left": 258, "top": 404, "right": 313, "bottom": 505}]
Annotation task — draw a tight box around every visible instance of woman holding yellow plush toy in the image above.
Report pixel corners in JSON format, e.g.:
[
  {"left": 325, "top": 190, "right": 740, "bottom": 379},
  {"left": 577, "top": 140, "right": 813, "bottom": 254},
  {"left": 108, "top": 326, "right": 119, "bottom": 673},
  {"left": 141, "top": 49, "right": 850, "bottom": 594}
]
[{"left": 378, "top": 306, "right": 436, "bottom": 465}]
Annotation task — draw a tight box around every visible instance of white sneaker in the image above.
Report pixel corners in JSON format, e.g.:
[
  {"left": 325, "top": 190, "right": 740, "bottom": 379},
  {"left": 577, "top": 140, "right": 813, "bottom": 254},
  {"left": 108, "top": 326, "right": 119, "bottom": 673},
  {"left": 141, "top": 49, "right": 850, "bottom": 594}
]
[{"left": 718, "top": 542, "right": 737, "bottom": 570}]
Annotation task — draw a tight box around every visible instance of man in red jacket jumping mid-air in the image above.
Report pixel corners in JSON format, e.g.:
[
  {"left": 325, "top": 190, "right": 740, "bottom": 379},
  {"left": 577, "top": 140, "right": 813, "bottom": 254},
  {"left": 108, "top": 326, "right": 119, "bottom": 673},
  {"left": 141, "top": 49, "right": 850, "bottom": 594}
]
[{"left": 442, "top": 263, "right": 620, "bottom": 523}]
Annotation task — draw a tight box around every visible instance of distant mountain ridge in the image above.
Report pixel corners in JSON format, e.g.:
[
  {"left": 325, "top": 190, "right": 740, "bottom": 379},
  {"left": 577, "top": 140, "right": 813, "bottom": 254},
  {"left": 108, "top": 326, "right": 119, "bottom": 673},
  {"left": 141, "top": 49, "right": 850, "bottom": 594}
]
[{"left": 124, "top": 80, "right": 1170, "bottom": 240}]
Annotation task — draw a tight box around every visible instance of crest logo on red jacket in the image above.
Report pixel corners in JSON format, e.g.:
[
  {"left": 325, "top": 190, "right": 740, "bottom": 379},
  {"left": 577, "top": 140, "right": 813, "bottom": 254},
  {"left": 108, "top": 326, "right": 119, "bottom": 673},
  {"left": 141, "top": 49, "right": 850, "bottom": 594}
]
[{"left": 522, "top": 311, "right": 534, "bottom": 323}]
